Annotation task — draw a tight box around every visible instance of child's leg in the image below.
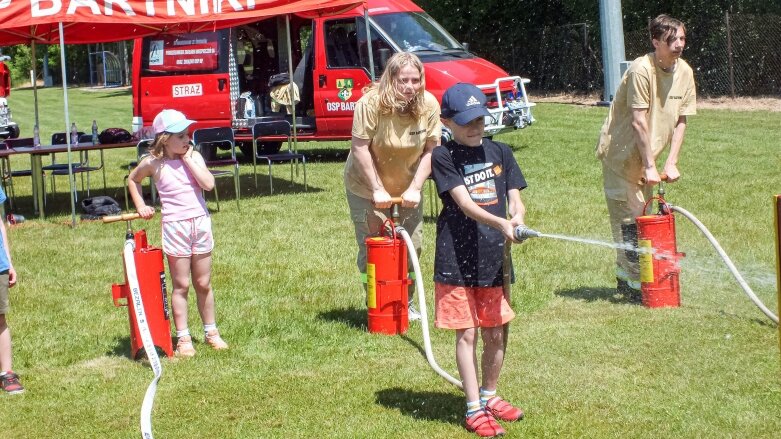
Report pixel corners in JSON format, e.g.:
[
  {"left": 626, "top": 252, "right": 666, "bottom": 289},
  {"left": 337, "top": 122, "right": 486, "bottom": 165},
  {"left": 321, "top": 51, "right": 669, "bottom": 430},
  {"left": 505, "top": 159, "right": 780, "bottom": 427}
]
[
  {"left": 190, "top": 252, "right": 215, "bottom": 325},
  {"left": 167, "top": 254, "right": 193, "bottom": 332},
  {"left": 480, "top": 325, "right": 505, "bottom": 391},
  {"left": 459, "top": 326, "right": 506, "bottom": 436},
  {"left": 456, "top": 327, "right": 480, "bottom": 403},
  {"left": 0, "top": 314, "right": 11, "bottom": 371},
  {"left": 191, "top": 253, "right": 229, "bottom": 349},
  {"left": 480, "top": 325, "right": 524, "bottom": 422}
]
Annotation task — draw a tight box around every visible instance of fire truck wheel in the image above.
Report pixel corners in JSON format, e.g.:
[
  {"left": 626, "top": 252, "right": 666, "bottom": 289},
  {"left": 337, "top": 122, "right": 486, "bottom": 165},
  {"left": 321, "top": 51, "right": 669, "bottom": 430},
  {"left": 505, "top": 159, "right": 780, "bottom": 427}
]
[
  {"left": 239, "top": 141, "right": 282, "bottom": 158},
  {"left": 199, "top": 143, "right": 217, "bottom": 161},
  {"left": 8, "top": 124, "right": 19, "bottom": 139}
]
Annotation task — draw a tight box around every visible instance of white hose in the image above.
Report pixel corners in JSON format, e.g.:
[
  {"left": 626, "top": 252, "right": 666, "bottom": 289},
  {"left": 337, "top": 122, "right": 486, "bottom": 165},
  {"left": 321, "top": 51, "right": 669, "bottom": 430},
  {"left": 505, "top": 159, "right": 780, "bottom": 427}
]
[
  {"left": 123, "top": 237, "right": 163, "bottom": 438},
  {"left": 397, "top": 227, "right": 463, "bottom": 389},
  {"left": 670, "top": 205, "right": 779, "bottom": 325}
]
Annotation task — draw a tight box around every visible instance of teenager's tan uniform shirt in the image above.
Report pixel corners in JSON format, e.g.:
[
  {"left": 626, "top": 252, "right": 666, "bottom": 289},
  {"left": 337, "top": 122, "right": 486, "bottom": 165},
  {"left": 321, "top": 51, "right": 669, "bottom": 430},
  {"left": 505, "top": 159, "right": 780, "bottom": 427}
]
[
  {"left": 596, "top": 52, "right": 697, "bottom": 188},
  {"left": 344, "top": 89, "right": 441, "bottom": 199}
]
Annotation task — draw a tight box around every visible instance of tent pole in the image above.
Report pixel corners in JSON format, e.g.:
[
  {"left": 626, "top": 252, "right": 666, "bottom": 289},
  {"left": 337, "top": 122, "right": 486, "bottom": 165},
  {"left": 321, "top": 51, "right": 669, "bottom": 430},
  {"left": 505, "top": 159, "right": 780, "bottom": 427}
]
[
  {"left": 58, "top": 22, "right": 76, "bottom": 227},
  {"left": 285, "top": 15, "right": 298, "bottom": 152},
  {"left": 31, "top": 40, "right": 39, "bottom": 128}
]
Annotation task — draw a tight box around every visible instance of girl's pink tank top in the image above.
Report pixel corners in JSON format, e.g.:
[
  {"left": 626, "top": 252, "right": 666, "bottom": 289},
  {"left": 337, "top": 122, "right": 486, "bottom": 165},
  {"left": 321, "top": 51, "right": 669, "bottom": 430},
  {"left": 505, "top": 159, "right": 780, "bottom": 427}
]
[{"left": 155, "top": 159, "right": 209, "bottom": 222}]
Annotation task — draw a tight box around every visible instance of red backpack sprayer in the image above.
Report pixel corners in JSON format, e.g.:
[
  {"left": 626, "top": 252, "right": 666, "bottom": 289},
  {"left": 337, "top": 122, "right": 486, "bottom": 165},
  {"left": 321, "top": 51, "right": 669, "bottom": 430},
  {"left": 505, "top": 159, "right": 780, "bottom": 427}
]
[{"left": 103, "top": 212, "right": 172, "bottom": 439}]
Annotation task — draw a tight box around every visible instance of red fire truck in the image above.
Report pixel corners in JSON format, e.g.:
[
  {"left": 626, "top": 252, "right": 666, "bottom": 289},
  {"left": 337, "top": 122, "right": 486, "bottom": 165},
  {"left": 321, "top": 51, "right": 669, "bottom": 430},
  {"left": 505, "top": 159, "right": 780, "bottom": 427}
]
[{"left": 131, "top": 0, "right": 534, "bottom": 158}]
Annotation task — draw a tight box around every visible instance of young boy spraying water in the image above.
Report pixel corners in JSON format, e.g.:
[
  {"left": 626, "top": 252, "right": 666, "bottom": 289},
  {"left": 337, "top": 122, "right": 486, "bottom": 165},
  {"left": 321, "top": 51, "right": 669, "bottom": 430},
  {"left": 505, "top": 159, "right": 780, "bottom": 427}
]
[{"left": 431, "top": 83, "right": 528, "bottom": 437}]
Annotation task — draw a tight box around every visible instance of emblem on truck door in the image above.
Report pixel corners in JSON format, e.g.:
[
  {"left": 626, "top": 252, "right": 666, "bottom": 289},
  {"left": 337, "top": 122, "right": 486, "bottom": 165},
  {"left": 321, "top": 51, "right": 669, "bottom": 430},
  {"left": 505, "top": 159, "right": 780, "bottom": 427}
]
[{"left": 336, "top": 78, "right": 353, "bottom": 101}]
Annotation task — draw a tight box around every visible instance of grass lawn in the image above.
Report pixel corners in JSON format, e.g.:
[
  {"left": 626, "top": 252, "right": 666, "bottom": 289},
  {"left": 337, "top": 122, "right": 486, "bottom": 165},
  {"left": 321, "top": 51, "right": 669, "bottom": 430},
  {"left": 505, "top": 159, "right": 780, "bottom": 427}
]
[{"left": 0, "top": 87, "right": 779, "bottom": 438}]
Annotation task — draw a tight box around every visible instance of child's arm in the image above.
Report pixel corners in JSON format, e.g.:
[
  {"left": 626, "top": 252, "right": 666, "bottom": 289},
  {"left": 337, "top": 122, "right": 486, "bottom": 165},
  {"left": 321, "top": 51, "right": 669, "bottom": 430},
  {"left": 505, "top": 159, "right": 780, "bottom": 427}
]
[
  {"left": 507, "top": 188, "right": 526, "bottom": 228},
  {"left": 449, "top": 186, "right": 517, "bottom": 242},
  {"left": 182, "top": 147, "right": 215, "bottom": 191},
  {"left": 128, "top": 156, "right": 157, "bottom": 219},
  {"left": 0, "top": 218, "right": 16, "bottom": 287}
]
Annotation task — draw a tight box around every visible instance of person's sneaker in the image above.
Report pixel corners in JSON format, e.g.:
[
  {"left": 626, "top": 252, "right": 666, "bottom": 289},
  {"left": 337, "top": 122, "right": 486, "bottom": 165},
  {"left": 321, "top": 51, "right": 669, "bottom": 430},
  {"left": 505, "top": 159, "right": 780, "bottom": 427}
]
[
  {"left": 484, "top": 396, "right": 524, "bottom": 422},
  {"left": 1, "top": 371, "right": 25, "bottom": 395},
  {"left": 205, "top": 330, "right": 229, "bottom": 350},
  {"left": 464, "top": 409, "right": 505, "bottom": 437},
  {"left": 175, "top": 335, "right": 196, "bottom": 357},
  {"left": 407, "top": 303, "right": 421, "bottom": 322}
]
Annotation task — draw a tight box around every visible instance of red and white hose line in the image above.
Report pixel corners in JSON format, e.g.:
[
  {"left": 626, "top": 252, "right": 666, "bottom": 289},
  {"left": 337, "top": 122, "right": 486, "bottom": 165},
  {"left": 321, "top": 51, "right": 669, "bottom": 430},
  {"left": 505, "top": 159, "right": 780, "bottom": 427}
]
[{"left": 123, "top": 237, "right": 163, "bottom": 439}]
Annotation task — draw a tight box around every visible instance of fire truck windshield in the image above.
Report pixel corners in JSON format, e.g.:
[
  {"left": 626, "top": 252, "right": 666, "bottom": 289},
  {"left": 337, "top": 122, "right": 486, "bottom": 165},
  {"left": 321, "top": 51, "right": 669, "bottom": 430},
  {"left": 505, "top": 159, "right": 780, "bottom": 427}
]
[{"left": 372, "top": 12, "right": 464, "bottom": 54}]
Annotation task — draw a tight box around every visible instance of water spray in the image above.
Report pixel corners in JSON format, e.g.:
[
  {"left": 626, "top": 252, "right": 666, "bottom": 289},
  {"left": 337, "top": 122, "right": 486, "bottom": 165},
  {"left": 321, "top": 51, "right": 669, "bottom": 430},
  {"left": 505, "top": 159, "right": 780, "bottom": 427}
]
[{"left": 509, "top": 177, "right": 778, "bottom": 324}]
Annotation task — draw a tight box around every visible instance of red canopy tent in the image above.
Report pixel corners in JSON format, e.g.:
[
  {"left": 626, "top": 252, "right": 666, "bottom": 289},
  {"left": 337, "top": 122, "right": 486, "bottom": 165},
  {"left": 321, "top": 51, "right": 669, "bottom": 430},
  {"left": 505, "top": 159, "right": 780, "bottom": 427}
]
[
  {"left": 0, "top": 0, "right": 363, "bottom": 44},
  {"left": 0, "top": 0, "right": 364, "bottom": 226}
]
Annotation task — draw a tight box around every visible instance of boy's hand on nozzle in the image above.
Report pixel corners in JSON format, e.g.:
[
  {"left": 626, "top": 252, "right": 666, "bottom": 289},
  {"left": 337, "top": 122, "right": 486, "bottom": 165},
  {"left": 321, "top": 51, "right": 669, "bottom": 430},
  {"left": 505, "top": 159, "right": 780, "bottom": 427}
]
[
  {"left": 500, "top": 219, "right": 517, "bottom": 243},
  {"left": 372, "top": 188, "right": 393, "bottom": 209},
  {"left": 509, "top": 216, "right": 527, "bottom": 243},
  {"left": 400, "top": 188, "right": 421, "bottom": 208},
  {"left": 512, "top": 224, "right": 540, "bottom": 243},
  {"left": 137, "top": 205, "right": 155, "bottom": 219}
]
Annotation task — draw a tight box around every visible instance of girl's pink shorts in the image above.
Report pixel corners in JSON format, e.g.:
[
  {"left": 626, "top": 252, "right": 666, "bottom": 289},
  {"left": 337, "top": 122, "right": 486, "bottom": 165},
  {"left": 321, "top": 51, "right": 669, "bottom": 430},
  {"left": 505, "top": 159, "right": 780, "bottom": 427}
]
[{"left": 162, "top": 215, "right": 214, "bottom": 257}]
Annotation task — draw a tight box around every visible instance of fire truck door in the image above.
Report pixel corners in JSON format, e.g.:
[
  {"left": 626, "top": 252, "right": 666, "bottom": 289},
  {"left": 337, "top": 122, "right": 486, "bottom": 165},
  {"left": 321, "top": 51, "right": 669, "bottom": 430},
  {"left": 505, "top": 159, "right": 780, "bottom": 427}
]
[{"left": 313, "top": 19, "right": 373, "bottom": 136}]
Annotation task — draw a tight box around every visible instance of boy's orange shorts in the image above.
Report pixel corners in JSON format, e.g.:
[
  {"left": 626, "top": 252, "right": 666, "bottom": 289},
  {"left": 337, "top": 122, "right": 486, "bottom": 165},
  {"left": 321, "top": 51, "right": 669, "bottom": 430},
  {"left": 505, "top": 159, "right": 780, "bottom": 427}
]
[{"left": 434, "top": 283, "right": 515, "bottom": 330}]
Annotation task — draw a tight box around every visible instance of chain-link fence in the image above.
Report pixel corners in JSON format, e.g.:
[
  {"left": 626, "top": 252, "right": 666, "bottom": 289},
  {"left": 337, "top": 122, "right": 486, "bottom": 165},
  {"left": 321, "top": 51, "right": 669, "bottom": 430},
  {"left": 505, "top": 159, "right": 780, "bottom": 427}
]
[{"left": 493, "top": 13, "right": 781, "bottom": 98}]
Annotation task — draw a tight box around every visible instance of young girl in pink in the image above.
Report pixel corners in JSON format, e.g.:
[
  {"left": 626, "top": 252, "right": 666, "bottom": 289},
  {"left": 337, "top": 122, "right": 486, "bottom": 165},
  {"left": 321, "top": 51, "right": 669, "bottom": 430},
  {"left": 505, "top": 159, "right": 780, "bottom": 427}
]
[{"left": 128, "top": 109, "right": 228, "bottom": 357}]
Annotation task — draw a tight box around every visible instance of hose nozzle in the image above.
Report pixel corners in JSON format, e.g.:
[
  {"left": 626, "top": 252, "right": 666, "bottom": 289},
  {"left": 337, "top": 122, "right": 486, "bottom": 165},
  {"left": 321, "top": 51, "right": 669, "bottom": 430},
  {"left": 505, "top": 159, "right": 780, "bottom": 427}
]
[{"left": 513, "top": 225, "right": 541, "bottom": 241}]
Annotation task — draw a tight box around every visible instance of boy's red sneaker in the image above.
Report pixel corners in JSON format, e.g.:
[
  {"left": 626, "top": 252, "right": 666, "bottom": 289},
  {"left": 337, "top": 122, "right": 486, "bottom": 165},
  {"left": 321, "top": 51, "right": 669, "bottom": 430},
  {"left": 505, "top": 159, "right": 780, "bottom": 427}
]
[
  {"left": 484, "top": 397, "right": 524, "bottom": 422},
  {"left": 464, "top": 410, "right": 505, "bottom": 437},
  {"left": 1, "top": 371, "right": 25, "bottom": 395}
]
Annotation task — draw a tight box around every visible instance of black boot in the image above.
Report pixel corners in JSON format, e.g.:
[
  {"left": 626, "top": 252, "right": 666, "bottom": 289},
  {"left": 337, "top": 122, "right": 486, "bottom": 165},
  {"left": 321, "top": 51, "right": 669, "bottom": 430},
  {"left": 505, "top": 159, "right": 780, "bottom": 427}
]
[{"left": 616, "top": 278, "right": 642, "bottom": 304}]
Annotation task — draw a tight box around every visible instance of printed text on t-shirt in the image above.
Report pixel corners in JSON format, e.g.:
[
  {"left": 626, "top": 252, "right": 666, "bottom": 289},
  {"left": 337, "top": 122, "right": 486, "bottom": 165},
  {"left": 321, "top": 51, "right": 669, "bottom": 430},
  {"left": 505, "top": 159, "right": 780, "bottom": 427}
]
[{"left": 464, "top": 163, "right": 502, "bottom": 206}]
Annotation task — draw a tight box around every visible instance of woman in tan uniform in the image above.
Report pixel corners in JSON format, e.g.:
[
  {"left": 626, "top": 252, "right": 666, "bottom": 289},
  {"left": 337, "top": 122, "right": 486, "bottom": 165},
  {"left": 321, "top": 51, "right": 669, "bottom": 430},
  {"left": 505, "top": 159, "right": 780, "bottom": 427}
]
[{"left": 344, "top": 52, "right": 441, "bottom": 320}]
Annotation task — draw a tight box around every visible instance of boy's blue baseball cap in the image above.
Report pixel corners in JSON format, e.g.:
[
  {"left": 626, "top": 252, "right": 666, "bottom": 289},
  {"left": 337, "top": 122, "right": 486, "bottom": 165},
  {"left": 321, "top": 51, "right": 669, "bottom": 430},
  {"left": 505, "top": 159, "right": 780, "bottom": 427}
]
[{"left": 441, "top": 83, "right": 491, "bottom": 126}]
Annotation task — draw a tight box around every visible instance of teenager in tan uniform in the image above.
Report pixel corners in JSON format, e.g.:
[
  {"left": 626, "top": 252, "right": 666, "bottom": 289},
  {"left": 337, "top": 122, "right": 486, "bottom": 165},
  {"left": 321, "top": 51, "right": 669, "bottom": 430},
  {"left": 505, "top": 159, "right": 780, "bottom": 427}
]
[
  {"left": 344, "top": 52, "right": 441, "bottom": 319},
  {"left": 596, "top": 14, "right": 696, "bottom": 300}
]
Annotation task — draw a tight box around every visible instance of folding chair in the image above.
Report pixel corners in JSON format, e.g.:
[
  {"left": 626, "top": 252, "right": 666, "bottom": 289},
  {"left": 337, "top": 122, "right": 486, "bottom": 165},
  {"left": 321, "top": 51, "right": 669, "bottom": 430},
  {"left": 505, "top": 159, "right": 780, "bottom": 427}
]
[
  {"left": 0, "top": 137, "right": 46, "bottom": 210},
  {"left": 252, "top": 120, "right": 307, "bottom": 194},
  {"left": 123, "top": 139, "right": 156, "bottom": 211},
  {"left": 48, "top": 132, "right": 103, "bottom": 201},
  {"left": 44, "top": 131, "right": 83, "bottom": 193},
  {"left": 191, "top": 127, "right": 240, "bottom": 211}
]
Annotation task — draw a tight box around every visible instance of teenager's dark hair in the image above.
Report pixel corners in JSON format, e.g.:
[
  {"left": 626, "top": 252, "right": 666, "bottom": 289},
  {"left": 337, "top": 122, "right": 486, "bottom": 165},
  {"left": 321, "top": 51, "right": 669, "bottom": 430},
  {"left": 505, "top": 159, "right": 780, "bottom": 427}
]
[{"left": 649, "top": 14, "right": 686, "bottom": 44}]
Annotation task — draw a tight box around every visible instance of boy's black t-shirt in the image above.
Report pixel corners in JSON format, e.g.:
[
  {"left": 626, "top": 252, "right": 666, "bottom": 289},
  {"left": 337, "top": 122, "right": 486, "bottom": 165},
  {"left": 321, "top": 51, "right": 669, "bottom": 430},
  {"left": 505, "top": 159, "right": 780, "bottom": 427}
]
[{"left": 431, "top": 138, "right": 527, "bottom": 287}]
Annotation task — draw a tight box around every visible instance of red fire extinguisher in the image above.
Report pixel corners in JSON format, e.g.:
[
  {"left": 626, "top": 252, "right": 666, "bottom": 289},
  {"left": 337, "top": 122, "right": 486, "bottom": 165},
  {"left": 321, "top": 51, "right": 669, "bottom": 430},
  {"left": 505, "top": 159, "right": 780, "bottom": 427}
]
[
  {"left": 365, "top": 218, "right": 411, "bottom": 335},
  {"left": 107, "top": 214, "right": 173, "bottom": 359},
  {"left": 636, "top": 195, "right": 685, "bottom": 308}
]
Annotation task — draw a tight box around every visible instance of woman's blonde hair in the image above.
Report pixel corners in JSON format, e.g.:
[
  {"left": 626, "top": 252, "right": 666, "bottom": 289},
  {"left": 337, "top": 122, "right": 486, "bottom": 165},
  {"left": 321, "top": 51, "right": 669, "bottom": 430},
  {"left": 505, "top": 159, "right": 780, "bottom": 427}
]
[{"left": 368, "top": 52, "right": 427, "bottom": 119}]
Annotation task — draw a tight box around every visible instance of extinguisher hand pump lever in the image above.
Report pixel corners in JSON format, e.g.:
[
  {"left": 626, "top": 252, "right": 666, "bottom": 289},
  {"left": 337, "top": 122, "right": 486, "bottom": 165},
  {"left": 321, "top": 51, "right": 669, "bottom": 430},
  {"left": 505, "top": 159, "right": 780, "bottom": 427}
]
[
  {"left": 639, "top": 172, "right": 669, "bottom": 185},
  {"left": 102, "top": 212, "right": 143, "bottom": 224}
]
